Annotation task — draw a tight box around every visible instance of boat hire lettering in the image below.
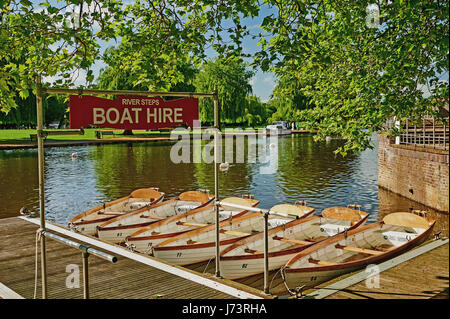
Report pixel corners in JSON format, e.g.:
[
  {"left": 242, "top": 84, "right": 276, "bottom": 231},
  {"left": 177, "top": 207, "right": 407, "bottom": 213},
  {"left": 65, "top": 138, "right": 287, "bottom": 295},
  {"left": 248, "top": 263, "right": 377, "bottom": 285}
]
[
  {"left": 69, "top": 95, "right": 198, "bottom": 130},
  {"left": 92, "top": 107, "right": 184, "bottom": 125}
]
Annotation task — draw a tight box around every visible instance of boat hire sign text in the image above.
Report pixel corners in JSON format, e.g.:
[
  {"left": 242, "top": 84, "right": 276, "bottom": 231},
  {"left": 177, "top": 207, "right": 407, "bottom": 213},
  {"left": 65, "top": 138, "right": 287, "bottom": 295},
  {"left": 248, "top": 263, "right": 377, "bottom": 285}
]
[{"left": 69, "top": 95, "right": 199, "bottom": 130}]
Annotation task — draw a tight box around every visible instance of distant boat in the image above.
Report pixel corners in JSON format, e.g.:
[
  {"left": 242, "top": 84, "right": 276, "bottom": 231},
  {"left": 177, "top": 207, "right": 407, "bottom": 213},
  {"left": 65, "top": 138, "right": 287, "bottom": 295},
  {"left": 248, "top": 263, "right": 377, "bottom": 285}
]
[
  {"left": 219, "top": 206, "right": 368, "bottom": 279},
  {"left": 153, "top": 203, "right": 316, "bottom": 266},
  {"left": 282, "top": 212, "right": 435, "bottom": 291},
  {"left": 96, "top": 191, "right": 214, "bottom": 243},
  {"left": 69, "top": 188, "right": 164, "bottom": 236},
  {"left": 125, "top": 196, "right": 261, "bottom": 253},
  {"left": 264, "top": 121, "right": 292, "bottom": 136}
]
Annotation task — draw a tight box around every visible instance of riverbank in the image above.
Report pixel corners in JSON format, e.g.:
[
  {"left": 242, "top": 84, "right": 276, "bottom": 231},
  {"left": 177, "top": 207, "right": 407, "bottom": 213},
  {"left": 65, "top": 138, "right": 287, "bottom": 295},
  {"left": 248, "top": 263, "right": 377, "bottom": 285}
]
[{"left": 0, "top": 129, "right": 315, "bottom": 150}]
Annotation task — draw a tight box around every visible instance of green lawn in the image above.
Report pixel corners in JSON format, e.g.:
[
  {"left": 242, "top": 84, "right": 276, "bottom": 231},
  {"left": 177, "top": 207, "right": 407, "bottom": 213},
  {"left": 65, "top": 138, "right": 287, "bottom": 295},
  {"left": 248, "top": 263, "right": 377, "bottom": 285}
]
[
  {"left": 0, "top": 128, "right": 177, "bottom": 144},
  {"left": 0, "top": 127, "right": 266, "bottom": 144}
]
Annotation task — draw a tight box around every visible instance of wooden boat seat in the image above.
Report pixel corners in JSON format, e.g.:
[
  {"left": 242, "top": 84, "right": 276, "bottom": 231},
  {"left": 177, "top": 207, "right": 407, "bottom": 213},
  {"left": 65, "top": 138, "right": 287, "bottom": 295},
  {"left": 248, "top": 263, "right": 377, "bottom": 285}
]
[
  {"left": 374, "top": 244, "right": 395, "bottom": 252},
  {"left": 335, "top": 244, "right": 383, "bottom": 256},
  {"left": 383, "top": 212, "right": 430, "bottom": 229},
  {"left": 308, "top": 258, "right": 341, "bottom": 266},
  {"left": 270, "top": 204, "right": 314, "bottom": 218},
  {"left": 219, "top": 230, "right": 251, "bottom": 237},
  {"left": 272, "top": 235, "right": 313, "bottom": 246},
  {"left": 176, "top": 221, "right": 208, "bottom": 228},
  {"left": 186, "top": 239, "right": 205, "bottom": 245},
  {"left": 140, "top": 215, "right": 165, "bottom": 220},
  {"left": 244, "top": 248, "right": 263, "bottom": 254},
  {"left": 98, "top": 212, "right": 123, "bottom": 216}
]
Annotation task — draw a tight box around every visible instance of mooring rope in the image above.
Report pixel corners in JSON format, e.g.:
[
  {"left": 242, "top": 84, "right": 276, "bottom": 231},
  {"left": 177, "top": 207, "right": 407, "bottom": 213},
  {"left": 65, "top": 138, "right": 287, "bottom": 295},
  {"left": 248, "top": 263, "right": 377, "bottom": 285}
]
[
  {"left": 203, "top": 257, "right": 215, "bottom": 274},
  {"left": 279, "top": 266, "right": 305, "bottom": 299},
  {"left": 269, "top": 267, "right": 283, "bottom": 291}
]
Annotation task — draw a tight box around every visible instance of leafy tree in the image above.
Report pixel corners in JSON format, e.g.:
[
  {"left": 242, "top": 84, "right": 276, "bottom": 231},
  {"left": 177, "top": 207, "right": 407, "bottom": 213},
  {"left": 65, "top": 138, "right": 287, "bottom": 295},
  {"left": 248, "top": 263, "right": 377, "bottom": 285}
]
[
  {"left": 255, "top": 0, "right": 449, "bottom": 154},
  {"left": 1, "top": 0, "right": 124, "bottom": 112},
  {"left": 194, "top": 57, "right": 253, "bottom": 123},
  {"left": 241, "top": 95, "right": 269, "bottom": 127}
]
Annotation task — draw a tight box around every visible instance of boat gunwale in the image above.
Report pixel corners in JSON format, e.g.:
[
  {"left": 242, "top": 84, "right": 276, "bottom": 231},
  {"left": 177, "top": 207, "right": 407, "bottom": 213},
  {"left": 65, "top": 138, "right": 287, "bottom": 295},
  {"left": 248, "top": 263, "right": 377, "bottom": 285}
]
[
  {"left": 154, "top": 201, "right": 261, "bottom": 249},
  {"left": 219, "top": 213, "right": 319, "bottom": 260},
  {"left": 219, "top": 209, "right": 368, "bottom": 262},
  {"left": 70, "top": 195, "right": 131, "bottom": 224},
  {"left": 127, "top": 197, "right": 261, "bottom": 241},
  {"left": 70, "top": 188, "right": 165, "bottom": 225},
  {"left": 284, "top": 218, "right": 436, "bottom": 274},
  {"left": 97, "top": 197, "right": 179, "bottom": 229},
  {"left": 97, "top": 194, "right": 215, "bottom": 232}
]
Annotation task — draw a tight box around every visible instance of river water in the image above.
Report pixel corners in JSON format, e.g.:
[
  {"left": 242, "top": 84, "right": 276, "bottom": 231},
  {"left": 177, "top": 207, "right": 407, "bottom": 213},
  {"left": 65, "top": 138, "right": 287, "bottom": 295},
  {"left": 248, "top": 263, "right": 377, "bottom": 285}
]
[{"left": 0, "top": 133, "right": 447, "bottom": 235}]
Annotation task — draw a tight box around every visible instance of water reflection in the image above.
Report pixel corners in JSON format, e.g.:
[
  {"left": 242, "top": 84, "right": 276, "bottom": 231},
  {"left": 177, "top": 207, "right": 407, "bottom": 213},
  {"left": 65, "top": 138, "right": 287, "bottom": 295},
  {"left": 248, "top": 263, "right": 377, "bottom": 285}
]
[{"left": 0, "top": 134, "right": 447, "bottom": 236}]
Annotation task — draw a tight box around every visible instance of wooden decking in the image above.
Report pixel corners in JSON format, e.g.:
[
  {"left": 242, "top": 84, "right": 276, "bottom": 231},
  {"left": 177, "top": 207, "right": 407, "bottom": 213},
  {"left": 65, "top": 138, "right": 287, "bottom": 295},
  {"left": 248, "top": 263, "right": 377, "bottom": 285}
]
[
  {"left": 302, "top": 240, "right": 449, "bottom": 299},
  {"left": 0, "top": 217, "right": 267, "bottom": 299},
  {"left": 1, "top": 216, "right": 448, "bottom": 299}
]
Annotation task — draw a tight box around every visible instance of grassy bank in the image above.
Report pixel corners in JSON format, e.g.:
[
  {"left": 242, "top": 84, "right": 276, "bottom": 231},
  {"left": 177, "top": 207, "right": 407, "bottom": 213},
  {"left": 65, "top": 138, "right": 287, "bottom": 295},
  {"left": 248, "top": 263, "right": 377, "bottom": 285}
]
[{"left": 0, "top": 127, "right": 265, "bottom": 144}]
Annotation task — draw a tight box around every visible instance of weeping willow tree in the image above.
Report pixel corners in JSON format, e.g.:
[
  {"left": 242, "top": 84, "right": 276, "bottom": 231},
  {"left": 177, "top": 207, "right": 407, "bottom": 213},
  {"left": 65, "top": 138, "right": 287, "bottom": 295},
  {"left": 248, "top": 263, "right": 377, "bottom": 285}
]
[{"left": 194, "top": 57, "right": 253, "bottom": 124}]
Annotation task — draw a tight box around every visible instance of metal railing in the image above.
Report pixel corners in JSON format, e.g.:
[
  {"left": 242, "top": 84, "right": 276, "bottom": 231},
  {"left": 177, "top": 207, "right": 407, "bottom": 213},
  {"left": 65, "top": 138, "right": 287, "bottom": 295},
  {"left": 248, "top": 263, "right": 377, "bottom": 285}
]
[
  {"left": 40, "top": 230, "right": 117, "bottom": 299},
  {"left": 391, "top": 116, "right": 449, "bottom": 150}
]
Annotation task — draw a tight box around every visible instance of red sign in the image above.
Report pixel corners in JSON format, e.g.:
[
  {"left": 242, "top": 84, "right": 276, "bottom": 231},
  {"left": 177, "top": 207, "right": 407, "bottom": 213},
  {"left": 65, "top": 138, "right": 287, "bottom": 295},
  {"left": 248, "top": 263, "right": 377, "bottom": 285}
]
[{"left": 69, "top": 95, "right": 198, "bottom": 130}]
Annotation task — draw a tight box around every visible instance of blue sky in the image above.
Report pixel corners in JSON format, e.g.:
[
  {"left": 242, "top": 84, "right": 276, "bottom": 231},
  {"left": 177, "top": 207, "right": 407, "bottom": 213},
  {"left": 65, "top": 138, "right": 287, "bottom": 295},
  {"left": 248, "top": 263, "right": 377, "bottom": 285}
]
[{"left": 85, "top": 4, "right": 278, "bottom": 102}]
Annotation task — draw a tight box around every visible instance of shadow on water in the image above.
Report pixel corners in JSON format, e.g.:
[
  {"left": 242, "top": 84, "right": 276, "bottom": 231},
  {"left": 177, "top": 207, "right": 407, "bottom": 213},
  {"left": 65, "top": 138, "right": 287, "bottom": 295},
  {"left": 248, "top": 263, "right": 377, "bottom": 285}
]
[{"left": 0, "top": 134, "right": 448, "bottom": 236}]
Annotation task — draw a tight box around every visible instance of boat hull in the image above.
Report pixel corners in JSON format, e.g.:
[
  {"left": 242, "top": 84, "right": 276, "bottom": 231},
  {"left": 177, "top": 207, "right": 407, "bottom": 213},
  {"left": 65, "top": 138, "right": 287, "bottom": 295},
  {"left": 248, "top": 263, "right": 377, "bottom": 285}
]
[
  {"left": 97, "top": 194, "right": 214, "bottom": 243},
  {"left": 154, "top": 241, "right": 237, "bottom": 266},
  {"left": 283, "top": 214, "right": 435, "bottom": 291}
]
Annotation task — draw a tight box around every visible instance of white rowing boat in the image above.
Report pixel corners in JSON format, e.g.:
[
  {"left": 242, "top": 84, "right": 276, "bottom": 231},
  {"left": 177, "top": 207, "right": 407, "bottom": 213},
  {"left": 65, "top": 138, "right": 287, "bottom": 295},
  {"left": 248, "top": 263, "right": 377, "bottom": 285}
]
[
  {"left": 219, "top": 206, "right": 369, "bottom": 279},
  {"left": 153, "top": 203, "right": 316, "bottom": 266},
  {"left": 69, "top": 188, "right": 164, "bottom": 235},
  {"left": 124, "top": 196, "right": 261, "bottom": 253},
  {"left": 282, "top": 212, "right": 435, "bottom": 291},
  {"left": 96, "top": 190, "right": 214, "bottom": 243}
]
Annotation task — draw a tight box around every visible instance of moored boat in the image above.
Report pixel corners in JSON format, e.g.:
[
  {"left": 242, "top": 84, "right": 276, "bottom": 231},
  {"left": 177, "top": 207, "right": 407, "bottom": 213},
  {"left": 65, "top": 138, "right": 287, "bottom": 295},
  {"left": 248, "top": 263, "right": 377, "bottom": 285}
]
[
  {"left": 282, "top": 212, "right": 435, "bottom": 291},
  {"left": 219, "top": 205, "right": 368, "bottom": 279},
  {"left": 153, "top": 203, "right": 316, "bottom": 266},
  {"left": 125, "top": 196, "right": 260, "bottom": 253},
  {"left": 69, "top": 188, "right": 164, "bottom": 235},
  {"left": 96, "top": 190, "right": 214, "bottom": 243}
]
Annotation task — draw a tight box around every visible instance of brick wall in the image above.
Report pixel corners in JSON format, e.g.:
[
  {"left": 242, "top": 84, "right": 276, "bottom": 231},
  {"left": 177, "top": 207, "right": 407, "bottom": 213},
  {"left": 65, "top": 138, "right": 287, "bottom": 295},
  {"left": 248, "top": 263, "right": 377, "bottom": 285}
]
[{"left": 378, "top": 134, "right": 449, "bottom": 212}]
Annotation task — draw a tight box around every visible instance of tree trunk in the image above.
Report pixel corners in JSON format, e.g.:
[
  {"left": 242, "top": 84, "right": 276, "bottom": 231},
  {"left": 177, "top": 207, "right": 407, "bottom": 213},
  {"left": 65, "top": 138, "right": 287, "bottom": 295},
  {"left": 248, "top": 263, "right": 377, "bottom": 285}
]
[{"left": 123, "top": 129, "right": 133, "bottom": 135}]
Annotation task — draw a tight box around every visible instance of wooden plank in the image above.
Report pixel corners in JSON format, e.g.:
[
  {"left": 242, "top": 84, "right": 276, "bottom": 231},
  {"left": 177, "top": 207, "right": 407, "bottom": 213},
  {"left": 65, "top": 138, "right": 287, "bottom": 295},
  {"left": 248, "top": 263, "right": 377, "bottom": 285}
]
[
  {"left": 176, "top": 221, "right": 208, "bottom": 228},
  {"left": 244, "top": 248, "right": 264, "bottom": 254},
  {"left": 0, "top": 217, "right": 239, "bottom": 299},
  {"left": 220, "top": 230, "right": 251, "bottom": 237},
  {"left": 273, "top": 235, "right": 311, "bottom": 246},
  {"left": 306, "top": 238, "right": 449, "bottom": 299},
  {"left": 335, "top": 244, "right": 384, "bottom": 256},
  {"left": 140, "top": 215, "right": 165, "bottom": 220},
  {"left": 308, "top": 258, "right": 341, "bottom": 266},
  {"left": 18, "top": 217, "right": 270, "bottom": 299}
]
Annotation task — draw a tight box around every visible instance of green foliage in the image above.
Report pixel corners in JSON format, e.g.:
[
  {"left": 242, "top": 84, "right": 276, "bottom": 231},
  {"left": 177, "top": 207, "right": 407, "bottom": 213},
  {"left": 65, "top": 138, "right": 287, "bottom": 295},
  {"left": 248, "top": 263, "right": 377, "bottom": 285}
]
[
  {"left": 193, "top": 57, "right": 253, "bottom": 123},
  {"left": 2, "top": 1, "right": 448, "bottom": 155},
  {"left": 256, "top": 0, "right": 449, "bottom": 154},
  {"left": 240, "top": 95, "right": 269, "bottom": 127},
  {"left": 1, "top": 0, "right": 124, "bottom": 112}
]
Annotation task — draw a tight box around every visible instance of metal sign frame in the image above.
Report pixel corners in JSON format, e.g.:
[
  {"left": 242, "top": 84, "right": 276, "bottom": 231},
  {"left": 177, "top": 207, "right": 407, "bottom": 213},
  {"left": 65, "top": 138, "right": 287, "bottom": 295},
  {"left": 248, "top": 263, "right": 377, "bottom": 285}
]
[{"left": 35, "top": 76, "right": 220, "bottom": 298}]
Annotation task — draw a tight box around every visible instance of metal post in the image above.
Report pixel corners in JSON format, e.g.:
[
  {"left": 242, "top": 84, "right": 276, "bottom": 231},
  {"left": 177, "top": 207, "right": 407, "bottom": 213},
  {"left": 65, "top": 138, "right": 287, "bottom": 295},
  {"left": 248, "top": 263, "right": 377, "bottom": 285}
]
[
  {"left": 444, "top": 124, "right": 447, "bottom": 150},
  {"left": 423, "top": 118, "right": 425, "bottom": 146},
  {"left": 263, "top": 211, "right": 269, "bottom": 295},
  {"left": 213, "top": 85, "right": 221, "bottom": 278},
  {"left": 414, "top": 123, "right": 417, "bottom": 146},
  {"left": 82, "top": 251, "right": 89, "bottom": 299},
  {"left": 36, "top": 75, "right": 48, "bottom": 299},
  {"left": 406, "top": 119, "right": 409, "bottom": 144},
  {"left": 433, "top": 117, "right": 435, "bottom": 148}
]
